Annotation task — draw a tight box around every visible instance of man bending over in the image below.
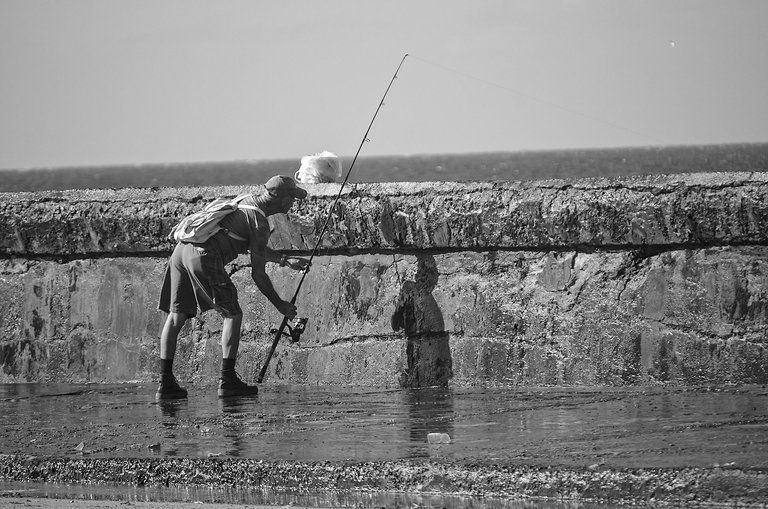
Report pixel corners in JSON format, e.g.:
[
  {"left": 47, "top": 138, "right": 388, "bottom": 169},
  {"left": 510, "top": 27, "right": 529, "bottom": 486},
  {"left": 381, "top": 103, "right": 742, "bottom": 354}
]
[{"left": 157, "top": 175, "right": 309, "bottom": 399}]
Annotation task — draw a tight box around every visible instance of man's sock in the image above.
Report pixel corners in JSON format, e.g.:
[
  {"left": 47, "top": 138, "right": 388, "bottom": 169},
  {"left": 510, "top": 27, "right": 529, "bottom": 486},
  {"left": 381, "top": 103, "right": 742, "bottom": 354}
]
[
  {"left": 221, "top": 358, "right": 236, "bottom": 379},
  {"left": 160, "top": 358, "right": 174, "bottom": 377}
]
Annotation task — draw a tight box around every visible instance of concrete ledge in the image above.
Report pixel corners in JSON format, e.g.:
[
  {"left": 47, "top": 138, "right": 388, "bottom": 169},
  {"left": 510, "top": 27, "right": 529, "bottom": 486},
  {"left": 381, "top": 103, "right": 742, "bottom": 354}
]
[{"left": 2, "top": 172, "right": 768, "bottom": 255}]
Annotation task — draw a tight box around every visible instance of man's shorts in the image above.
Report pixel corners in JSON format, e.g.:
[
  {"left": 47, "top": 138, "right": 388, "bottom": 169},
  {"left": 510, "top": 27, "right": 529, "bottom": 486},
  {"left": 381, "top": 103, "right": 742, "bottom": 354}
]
[{"left": 158, "top": 241, "right": 242, "bottom": 318}]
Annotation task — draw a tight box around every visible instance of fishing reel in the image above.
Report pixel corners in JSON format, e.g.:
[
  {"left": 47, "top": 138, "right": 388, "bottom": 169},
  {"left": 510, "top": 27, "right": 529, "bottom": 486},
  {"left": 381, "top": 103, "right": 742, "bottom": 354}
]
[{"left": 270, "top": 317, "right": 308, "bottom": 343}]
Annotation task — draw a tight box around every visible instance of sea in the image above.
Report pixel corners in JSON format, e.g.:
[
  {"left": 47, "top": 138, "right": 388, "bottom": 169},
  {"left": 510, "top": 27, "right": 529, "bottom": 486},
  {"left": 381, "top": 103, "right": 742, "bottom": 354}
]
[{"left": 1, "top": 142, "right": 767, "bottom": 192}]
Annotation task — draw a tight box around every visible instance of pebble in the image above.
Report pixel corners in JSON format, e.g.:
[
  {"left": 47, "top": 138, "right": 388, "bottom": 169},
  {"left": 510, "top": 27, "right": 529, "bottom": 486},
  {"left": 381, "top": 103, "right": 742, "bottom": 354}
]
[{"left": 427, "top": 432, "right": 451, "bottom": 444}]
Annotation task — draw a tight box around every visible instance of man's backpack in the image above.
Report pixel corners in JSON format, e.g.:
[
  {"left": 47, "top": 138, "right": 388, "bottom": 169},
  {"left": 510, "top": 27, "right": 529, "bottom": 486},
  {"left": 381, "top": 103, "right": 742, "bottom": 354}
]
[{"left": 169, "top": 194, "right": 260, "bottom": 244}]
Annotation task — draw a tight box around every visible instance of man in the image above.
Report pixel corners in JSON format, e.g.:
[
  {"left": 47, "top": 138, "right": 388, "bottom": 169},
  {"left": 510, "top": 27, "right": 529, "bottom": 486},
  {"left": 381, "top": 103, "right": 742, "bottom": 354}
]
[{"left": 157, "top": 175, "right": 309, "bottom": 399}]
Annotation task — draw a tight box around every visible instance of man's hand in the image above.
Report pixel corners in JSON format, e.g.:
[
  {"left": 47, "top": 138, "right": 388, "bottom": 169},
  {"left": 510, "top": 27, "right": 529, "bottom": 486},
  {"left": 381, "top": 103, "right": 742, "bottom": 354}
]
[
  {"left": 282, "top": 256, "right": 310, "bottom": 271},
  {"left": 277, "top": 300, "right": 297, "bottom": 320}
]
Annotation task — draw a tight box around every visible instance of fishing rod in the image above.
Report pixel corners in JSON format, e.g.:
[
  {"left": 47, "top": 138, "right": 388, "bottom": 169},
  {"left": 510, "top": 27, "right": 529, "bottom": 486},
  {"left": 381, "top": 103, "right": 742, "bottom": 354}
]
[{"left": 257, "top": 53, "right": 409, "bottom": 383}]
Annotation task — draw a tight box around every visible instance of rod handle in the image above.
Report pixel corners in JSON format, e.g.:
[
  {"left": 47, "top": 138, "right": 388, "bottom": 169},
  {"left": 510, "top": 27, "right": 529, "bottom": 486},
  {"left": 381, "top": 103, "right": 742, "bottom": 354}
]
[{"left": 256, "top": 315, "right": 289, "bottom": 383}]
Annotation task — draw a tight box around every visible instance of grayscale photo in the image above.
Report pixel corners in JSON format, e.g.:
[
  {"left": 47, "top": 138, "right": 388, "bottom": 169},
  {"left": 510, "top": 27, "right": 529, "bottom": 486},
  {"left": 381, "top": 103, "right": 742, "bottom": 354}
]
[{"left": 1, "top": 1, "right": 767, "bottom": 508}]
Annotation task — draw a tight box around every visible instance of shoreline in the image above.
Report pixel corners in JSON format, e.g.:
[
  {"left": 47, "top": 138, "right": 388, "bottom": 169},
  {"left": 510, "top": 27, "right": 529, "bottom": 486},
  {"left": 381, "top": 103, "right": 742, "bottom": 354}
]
[{"left": 2, "top": 456, "right": 767, "bottom": 507}]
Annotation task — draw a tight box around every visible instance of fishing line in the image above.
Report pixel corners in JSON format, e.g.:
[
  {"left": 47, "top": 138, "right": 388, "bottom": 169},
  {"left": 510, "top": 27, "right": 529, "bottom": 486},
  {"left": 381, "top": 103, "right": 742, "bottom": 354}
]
[
  {"left": 257, "top": 53, "right": 409, "bottom": 383},
  {"left": 408, "top": 54, "right": 664, "bottom": 146}
]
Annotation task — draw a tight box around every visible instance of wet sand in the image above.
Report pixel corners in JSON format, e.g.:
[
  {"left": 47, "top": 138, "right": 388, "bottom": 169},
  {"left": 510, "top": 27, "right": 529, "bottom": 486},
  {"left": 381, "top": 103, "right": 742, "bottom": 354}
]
[
  {"left": 0, "top": 499, "right": 290, "bottom": 509},
  {"left": 1, "top": 383, "right": 767, "bottom": 507}
]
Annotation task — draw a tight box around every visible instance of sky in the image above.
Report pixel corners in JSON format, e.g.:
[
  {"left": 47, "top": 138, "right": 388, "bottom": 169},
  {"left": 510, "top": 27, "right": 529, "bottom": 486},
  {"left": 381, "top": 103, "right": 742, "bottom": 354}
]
[{"left": 1, "top": 0, "right": 767, "bottom": 170}]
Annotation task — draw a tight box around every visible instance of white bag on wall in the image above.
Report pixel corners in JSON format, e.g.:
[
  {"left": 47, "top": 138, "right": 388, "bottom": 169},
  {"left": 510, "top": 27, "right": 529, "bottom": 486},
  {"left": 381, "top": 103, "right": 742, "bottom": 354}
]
[{"left": 294, "top": 151, "right": 342, "bottom": 184}]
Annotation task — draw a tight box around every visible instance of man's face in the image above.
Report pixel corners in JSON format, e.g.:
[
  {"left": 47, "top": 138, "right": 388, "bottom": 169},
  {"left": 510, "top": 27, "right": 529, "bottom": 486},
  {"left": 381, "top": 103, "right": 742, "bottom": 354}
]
[{"left": 279, "top": 196, "right": 295, "bottom": 213}]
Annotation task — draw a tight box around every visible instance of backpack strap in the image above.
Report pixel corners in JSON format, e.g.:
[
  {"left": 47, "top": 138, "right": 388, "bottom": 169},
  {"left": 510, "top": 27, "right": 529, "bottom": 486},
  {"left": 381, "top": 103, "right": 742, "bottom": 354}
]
[
  {"left": 232, "top": 193, "right": 260, "bottom": 211},
  {"left": 221, "top": 193, "right": 262, "bottom": 242}
]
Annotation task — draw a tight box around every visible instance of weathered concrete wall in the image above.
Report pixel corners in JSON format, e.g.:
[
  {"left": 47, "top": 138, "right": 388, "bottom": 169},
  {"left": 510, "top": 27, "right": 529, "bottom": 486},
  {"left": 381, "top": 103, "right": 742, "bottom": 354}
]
[{"left": 1, "top": 172, "right": 767, "bottom": 387}]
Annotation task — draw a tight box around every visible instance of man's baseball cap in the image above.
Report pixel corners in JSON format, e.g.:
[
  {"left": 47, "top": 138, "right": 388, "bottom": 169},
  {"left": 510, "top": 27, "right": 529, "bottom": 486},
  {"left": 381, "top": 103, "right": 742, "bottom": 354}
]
[{"left": 265, "top": 175, "right": 308, "bottom": 199}]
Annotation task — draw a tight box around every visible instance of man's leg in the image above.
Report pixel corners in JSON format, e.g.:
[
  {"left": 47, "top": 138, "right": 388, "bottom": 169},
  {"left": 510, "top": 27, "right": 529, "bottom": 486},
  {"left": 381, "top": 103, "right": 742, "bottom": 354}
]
[
  {"left": 156, "top": 312, "right": 189, "bottom": 400},
  {"left": 161, "top": 311, "right": 188, "bottom": 359},
  {"left": 221, "top": 313, "right": 242, "bottom": 359},
  {"left": 218, "top": 313, "right": 258, "bottom": 397}
]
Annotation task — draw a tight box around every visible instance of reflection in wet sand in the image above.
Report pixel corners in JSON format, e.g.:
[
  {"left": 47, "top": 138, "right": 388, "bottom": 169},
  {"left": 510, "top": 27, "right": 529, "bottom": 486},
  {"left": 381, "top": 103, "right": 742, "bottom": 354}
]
[
  {"left": 1, "top": 383, "right": 767, "bottom": 507},
  {"left": 1, "top": 383, "right": 766, "bottom": 470}
]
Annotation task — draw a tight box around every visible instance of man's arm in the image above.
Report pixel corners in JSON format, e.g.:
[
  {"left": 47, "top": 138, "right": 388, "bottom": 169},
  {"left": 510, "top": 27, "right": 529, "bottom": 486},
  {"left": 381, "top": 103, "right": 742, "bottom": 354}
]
[{"left": 250, "top": 247, "right": 297, "bottom": 319}]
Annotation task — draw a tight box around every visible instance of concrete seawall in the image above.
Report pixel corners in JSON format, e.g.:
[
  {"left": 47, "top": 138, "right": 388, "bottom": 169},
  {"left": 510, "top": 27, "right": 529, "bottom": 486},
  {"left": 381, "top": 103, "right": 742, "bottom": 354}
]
[{"left": 1, "top": 172, "right": 767, "bottom": 386}]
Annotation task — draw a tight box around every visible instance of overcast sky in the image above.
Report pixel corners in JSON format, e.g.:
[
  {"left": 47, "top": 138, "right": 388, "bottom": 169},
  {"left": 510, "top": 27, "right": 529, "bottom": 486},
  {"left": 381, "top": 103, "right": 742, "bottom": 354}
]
[{"left": 1, "top": 0, "right": 767, "bottom": 169}]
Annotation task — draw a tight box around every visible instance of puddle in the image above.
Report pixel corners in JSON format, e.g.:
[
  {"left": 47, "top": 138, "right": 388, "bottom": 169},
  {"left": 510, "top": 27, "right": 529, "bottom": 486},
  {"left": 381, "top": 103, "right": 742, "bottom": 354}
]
[
  {"left": 1, "top": 383, "right": 767, "bottom": 507},
  {"left": 0, "top": 480, "right": 614, "bottom": 508},
  {"left": 1, "top": 383, "right": 767, "bottom": 468}
]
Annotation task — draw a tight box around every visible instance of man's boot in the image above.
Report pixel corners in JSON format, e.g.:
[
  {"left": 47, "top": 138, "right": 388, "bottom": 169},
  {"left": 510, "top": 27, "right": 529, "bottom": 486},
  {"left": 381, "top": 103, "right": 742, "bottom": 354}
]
[
  {"left": 155, "top": 374, "right": 188, "bottom": 400},
  {"left": 218, "top": 372, "right": 259, "bottom": 398}
]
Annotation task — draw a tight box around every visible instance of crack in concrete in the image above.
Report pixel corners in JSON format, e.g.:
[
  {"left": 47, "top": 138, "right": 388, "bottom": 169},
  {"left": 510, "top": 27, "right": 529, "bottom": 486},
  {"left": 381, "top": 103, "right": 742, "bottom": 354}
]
[
  {"left": 535, "top": 174, "right": 768, "bottom": 195},
  {"left": 326, "top": 333, "right": 404, "bottom": 346},
  {"left": 643, "top": 317, "right": 767, "bottom": 346}
]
